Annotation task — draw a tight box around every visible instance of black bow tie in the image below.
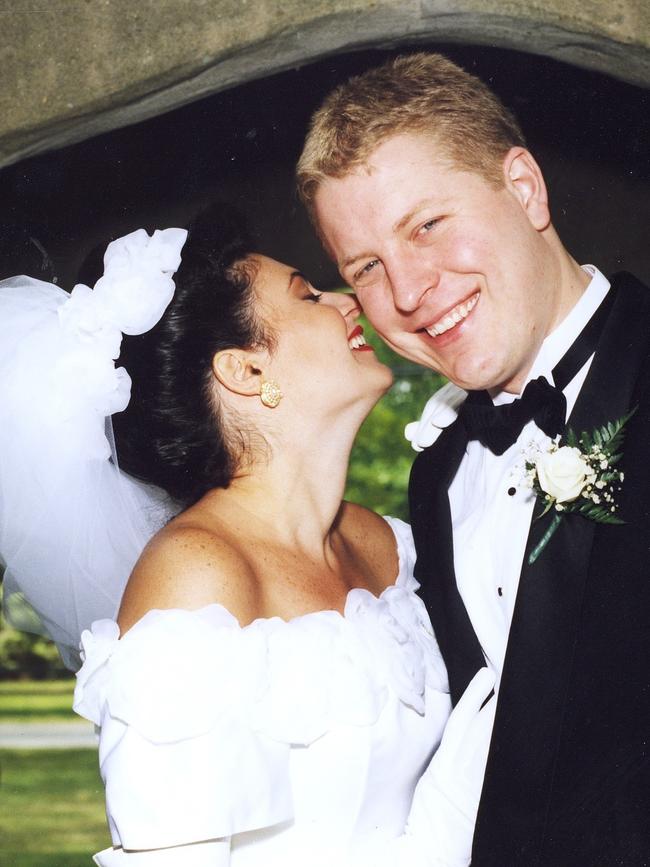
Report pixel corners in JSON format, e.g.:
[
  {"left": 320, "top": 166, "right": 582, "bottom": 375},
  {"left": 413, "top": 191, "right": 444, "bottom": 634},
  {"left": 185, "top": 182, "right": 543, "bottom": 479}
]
[
  {"left": 459, "top": 377, "right": 566, "bottom": 455},
  {"left": 458, "top": 287, "right": 615, "bottom": 456}
]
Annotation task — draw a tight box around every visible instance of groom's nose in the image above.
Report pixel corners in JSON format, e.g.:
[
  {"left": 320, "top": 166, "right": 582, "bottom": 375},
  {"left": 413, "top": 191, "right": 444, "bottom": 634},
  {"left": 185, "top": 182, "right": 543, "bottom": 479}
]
[{"left": 387, "top": 253, "right": 440, "bottom": 314}]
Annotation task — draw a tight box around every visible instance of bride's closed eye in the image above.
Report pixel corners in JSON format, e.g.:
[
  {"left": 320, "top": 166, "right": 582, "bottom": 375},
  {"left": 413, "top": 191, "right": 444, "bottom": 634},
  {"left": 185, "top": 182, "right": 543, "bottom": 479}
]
[{"left": 305, "top": 292, "right": 323, "bottom": 303}]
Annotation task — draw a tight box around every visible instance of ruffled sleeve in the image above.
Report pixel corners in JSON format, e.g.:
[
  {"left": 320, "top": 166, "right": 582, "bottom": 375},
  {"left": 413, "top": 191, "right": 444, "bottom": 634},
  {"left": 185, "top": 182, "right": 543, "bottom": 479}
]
[
  {"left": 73, "top": 597, "right": 413, "bottom": 853},
  {"left": 74, "top": 608, "right": 294, "bottom": 853},
  {"left": 73, "top": 518, "right": 449, "bottom": 858},
  {"left": 382, "top": 516, "right": 417, "bottom": 590}
]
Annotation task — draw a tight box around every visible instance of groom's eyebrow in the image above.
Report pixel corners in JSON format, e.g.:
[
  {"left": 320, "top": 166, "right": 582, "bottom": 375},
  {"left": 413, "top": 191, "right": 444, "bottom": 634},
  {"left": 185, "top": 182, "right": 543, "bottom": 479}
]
[
  {"left": 340, "top": 251, "right": 374, "bottom": 272},
  {"left": 393, "top": 198, "right": 439, "bottom": 232}
]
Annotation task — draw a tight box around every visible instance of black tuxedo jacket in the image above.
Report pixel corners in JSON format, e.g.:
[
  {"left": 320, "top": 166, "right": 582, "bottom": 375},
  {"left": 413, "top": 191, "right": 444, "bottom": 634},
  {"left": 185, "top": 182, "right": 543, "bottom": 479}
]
[{"left": 409, "top": 272, "right": 650, "bottom": 866}]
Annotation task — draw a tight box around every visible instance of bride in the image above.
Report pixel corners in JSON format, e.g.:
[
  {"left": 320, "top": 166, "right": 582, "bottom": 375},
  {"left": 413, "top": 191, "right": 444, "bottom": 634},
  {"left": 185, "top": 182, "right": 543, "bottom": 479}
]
[{"left": 0, "top": 206, "right": 494, "bottom": 865}]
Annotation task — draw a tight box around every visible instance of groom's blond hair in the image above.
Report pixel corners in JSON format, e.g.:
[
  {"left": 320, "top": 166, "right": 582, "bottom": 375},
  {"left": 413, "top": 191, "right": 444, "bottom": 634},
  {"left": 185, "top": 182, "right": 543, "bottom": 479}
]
[{"left": 297, "top": 52, "right": 526, "bottom": 219}]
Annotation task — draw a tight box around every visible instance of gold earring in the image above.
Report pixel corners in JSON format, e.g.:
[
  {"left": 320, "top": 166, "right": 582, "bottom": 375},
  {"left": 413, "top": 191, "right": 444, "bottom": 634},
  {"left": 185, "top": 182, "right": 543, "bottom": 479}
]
[{"left": 260, "top": 379, "right": 282, "bottom": 408}]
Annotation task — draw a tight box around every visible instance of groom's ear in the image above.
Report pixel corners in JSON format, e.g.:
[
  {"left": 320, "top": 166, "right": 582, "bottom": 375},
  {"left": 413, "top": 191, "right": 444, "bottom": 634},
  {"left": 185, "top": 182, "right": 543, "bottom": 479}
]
[
  {"left": 502, "top": 147, "right": 551, "bottom": 232},
  {"left": 211, "top": 349, "right": 267, "bottom": 398}
]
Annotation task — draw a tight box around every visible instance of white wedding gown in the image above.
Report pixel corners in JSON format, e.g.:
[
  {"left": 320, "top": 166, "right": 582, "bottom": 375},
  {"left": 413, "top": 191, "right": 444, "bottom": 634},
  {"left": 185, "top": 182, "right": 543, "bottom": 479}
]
[{"left": 74, "top": 518, "right": 465, "bottom": 866}]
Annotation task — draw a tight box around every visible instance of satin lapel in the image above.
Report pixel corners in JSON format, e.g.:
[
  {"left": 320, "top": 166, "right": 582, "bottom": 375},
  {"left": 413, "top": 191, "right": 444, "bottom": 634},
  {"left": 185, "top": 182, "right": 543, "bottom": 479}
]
[
  {"left": 474, "top": 274, "right": 650, "bottom": 863},
  {"left": 409, "top": 418, "right": 485, "bottom": 705}
]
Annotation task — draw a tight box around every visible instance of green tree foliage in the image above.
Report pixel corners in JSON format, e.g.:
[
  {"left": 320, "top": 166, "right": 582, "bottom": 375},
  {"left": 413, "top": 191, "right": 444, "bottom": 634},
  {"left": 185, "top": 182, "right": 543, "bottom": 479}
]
[
  {"left": 0, "top": 582, "right": 70, "bottom": 679},
  {"left": 0, "top": 627, "right": 69, "bottom": 680},
  {"left": 345, "top": 316, "right": 444, "bottom": 519}
]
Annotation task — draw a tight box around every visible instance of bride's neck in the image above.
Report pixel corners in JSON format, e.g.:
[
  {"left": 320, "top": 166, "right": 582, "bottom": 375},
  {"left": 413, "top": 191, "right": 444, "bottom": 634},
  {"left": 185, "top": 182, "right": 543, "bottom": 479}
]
[{"left": 212, "top": 415, "right": 358, "bottom": 554}]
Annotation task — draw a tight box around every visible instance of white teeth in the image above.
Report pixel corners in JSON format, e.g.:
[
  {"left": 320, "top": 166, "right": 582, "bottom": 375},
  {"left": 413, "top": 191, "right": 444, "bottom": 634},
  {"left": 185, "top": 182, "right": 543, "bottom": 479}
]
[
  {"left": 426, "top": 293, "right": 479, "bottom": 337},
  {"left": 349, "top": 333, "right": 367, "bottom": 349}
]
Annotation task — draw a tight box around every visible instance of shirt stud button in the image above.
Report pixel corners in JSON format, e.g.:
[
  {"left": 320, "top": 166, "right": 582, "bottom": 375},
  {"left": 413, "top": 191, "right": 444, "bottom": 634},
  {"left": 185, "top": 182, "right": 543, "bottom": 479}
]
[
  {"left": 507, "top": 487, "right": 516, "bottom": 496},
  {"left": 498, "top": 587, "right": 503, "bottom": 597}
]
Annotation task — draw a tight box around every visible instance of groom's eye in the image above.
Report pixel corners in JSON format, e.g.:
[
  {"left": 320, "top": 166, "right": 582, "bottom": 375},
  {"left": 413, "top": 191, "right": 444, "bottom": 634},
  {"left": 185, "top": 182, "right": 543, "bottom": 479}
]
[
  {"left": 417, "top": 218, "right": 439, "bottom": 236},
  {"left": 356, "top": 259, "right": 380, "bottom": 280}
]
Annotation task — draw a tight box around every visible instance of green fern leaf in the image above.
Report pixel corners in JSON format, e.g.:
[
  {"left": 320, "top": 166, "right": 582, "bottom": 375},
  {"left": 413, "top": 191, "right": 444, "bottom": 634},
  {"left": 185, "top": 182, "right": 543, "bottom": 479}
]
[
  {"left": 565, "top": 428, "right": 578, "bottom": 448},
  {"left": 579, "top": 430, "right": 593, "bottom": 451}
]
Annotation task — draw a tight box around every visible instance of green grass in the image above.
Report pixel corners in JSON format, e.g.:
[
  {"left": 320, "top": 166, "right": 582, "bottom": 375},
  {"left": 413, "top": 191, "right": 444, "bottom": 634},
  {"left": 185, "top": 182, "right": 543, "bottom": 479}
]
[
  {"left": 0, "top": 680, "right": 80, "bottom": 724},
  {"left": 0, "top": 748, "right": 110, "bottom": 865}
]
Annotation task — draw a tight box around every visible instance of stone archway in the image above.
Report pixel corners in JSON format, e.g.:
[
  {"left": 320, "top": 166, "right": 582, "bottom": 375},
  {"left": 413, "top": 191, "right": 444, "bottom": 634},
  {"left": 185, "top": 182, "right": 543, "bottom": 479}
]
[{"left": 2, "top": 0, "right": 648, "bottom": 169}]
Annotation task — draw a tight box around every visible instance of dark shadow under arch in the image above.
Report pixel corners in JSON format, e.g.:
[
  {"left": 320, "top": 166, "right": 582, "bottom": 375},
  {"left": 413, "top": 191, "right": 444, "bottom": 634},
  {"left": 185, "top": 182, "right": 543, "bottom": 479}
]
[{"left": 0, "top": 42, "right": 647, "bottom": 289}]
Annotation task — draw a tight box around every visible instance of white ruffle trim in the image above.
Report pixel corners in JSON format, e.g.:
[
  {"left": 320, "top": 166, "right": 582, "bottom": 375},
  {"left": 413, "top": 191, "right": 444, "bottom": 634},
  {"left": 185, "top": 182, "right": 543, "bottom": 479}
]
[
  {"left": 74, "top": 523, "right": 446, "bottom": 746},
  {"left": 404, "top": 382, "right": 468, "bottom": 452},
  {"left": 72, "top": 517, "right": 448, "bottom": 849}
]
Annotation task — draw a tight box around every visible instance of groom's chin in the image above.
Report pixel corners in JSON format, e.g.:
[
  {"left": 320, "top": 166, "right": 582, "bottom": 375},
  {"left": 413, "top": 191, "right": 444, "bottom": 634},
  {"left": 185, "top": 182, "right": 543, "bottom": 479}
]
[
  {"left": 432, "top": 346, "right": 525, "bottom": 393},
  {"left": 433, "top": 360, "right": 494, "bottom": 393}
]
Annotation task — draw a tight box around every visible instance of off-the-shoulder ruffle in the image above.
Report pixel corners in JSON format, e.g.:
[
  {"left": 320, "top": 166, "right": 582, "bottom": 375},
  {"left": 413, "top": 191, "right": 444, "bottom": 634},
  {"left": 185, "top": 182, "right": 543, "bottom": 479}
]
[
  {"left": 74, "top": 518, "right": 445, "bottom": 746},
  {"left": 72, "top": 517, "right": 447, "bottom": 848}
]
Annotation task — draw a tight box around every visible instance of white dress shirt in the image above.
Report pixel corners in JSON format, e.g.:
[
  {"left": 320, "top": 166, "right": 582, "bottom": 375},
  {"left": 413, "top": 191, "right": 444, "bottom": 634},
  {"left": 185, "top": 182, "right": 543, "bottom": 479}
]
[{"left": 447, "top": 265, "right": 610, "bottom": 677}]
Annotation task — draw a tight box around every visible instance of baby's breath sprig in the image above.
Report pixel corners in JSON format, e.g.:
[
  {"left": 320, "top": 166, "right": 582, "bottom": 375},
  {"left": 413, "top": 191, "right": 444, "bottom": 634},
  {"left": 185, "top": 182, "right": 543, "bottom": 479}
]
[{"left": 524, "top": 408, "right": 635, "bottom": 564}]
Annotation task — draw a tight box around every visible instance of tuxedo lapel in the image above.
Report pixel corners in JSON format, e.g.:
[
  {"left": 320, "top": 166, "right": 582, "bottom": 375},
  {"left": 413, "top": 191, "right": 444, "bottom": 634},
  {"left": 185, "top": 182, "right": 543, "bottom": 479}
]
[
  {"left": 409, "top": 418, "right": 485, "bottom": 706},
  {"left": 565, "top": 274, "right": 649, "bottom": 436},
  {"left": 473, "top": 273, "right": 650, "bottom": 863}
]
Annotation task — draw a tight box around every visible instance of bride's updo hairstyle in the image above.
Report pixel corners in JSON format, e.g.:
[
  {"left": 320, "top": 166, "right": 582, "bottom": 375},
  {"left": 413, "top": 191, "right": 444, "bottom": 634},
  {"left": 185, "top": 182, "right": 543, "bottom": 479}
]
[{"left": 110, "top": 205, "right": 272, "bottom": 508}]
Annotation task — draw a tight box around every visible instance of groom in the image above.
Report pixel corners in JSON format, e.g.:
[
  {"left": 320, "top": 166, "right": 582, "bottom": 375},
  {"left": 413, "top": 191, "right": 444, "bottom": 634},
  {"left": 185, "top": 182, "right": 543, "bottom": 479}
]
[{"left": 297, "top": 53, "right": 650, "bottom": 864}]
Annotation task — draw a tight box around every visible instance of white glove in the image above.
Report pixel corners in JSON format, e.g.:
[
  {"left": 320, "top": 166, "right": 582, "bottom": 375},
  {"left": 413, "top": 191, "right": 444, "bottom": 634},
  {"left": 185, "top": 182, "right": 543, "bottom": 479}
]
[
  {"left": 405, "top": 667, "right": 497, "bottom": 866},
  {"left": 348, "top": 668, "right": 497, "bottom": 867}
]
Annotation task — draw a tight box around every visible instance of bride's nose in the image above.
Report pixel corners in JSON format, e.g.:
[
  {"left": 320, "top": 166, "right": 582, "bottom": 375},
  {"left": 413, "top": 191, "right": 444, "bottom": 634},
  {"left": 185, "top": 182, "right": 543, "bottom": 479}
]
[{"left": 323, "top": 290, "right": 361, "bottom": 322}]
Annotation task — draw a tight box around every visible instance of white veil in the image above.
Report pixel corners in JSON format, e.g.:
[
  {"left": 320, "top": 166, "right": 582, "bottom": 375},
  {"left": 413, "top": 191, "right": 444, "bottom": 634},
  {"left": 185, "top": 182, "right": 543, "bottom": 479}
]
[{"left": 0, "top": 227, "right": 187, "bottom": 669}]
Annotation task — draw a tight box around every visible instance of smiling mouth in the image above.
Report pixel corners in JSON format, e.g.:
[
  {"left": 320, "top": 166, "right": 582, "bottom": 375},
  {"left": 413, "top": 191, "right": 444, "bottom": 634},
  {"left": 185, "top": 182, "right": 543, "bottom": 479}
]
[
  {"left": 425, "top": 292, "right": 480, "bottom": 338},
  {"left": 348, "top": 325, "right": 373, "bottom": 351}
]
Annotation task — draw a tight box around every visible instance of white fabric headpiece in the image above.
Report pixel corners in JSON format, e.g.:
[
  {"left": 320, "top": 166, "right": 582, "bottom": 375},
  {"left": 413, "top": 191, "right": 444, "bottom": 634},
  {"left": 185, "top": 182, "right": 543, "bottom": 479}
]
[{"left": 0, "top": 227, "right": 187, "bottom": 669}]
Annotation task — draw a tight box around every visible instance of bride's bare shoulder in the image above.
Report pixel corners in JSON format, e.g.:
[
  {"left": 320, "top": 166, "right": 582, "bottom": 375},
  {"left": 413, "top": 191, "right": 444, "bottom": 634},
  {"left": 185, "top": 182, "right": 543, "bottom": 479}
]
[
  {"left": 117, "top": 514, "right": 259, "bottom": 633},
  {"left": 337, "top": 502, "right": 399, "bottom": 581}
]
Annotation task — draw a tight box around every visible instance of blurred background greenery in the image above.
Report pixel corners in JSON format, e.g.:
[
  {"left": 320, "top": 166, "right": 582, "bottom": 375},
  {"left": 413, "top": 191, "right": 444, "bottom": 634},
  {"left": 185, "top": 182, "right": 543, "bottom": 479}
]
[
  {"left": 0, "top": 315, "right": 443, "bottom": 864},
  {"left": 346, "top": 316, "right": 444, "bottom": 518}
]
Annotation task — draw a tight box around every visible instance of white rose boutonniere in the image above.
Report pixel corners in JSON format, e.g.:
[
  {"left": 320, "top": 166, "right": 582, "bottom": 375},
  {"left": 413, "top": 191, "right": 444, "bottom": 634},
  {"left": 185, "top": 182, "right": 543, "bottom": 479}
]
[
  {"left": 535, "top": 446, "right": 593, "bottom": 504},
  {"left": 523, "top": 409, "right": 636, "bottom": 564}
]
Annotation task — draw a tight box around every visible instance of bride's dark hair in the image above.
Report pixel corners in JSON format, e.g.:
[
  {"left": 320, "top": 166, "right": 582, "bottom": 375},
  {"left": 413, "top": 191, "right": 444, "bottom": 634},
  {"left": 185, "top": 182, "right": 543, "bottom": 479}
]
[{"left": 110, "top": 205, "right": 271, "bottom": 507}]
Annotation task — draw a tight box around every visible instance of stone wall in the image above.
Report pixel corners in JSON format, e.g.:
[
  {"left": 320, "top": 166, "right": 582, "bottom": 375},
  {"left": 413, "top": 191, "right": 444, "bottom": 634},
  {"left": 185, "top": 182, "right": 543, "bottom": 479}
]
[{"left": 1, "top": 0, "right": 648, "bottom": 168}]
